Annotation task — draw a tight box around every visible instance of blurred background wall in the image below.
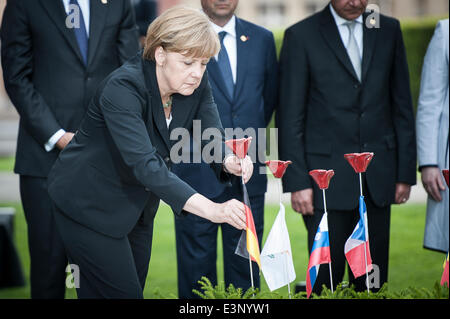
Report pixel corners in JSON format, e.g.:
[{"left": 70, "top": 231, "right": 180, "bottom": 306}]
[
  {"left": 172, "top": 0, "right": 448, "bottom": 28},
  {"left": 0, "top": 0, "right": 448, "bottom": 122}
]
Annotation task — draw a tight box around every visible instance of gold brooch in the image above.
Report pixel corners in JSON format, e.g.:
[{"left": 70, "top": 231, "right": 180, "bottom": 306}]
[{"left": 240, "top": 35, "right": 249, "bottom": 42}]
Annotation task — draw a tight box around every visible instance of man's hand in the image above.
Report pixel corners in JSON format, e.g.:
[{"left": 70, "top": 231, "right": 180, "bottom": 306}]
[
  {"left": 55, "top": 132, "right": 75, "bottom": 150},
  {"left": 224, "top": 155, "right": 253, "bottom": 184},
  {"left": 395, "top": 182, "right": 412, "bottom": 204},
  {"left": 421, "top": 167, "right": 446, "bottom": 202},
  {"left": 291, "top": 188, "right": 314, "bottom": 215}
]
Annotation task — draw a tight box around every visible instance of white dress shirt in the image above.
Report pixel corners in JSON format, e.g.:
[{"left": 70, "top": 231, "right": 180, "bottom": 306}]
[
  {"left": 45, "top": 0, "right": 91, "bottom": 152},
  {"left": 166, "top": 113, "right": 172, "bottom": 128},
  {"left": 329, "top": 3, "right": 363, "bottom": 59},
  {"left": 210, "top": 15, "right": 237, "bottom": 84}
]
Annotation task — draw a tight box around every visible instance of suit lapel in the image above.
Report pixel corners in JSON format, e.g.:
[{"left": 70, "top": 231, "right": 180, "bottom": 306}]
[
  {"left": 142, "top": 59, "right": 171, "bottom": 151},
  {"left": 150, "top": 95, "right": 171, "bottom": 151},
  {"left": 319, "top": 6, "right": 360, "bottom": 82},
  {"left": 168, "top": 94, "right": 196, "bottom": 145},
  {"left": 234, "top": 18, "right": 250, "bottom": 102},
  {"left": 207, "top": 60, "right": 233, "bottom": 103},
  {"left": 87, "top": 0, "right": 108, "bottom": 67},
  {"left": 361, "top": 13, "right": 378, "bottom": 83},
  {"left": 39, "top": 0, "right": 85, "bottom": 66}
]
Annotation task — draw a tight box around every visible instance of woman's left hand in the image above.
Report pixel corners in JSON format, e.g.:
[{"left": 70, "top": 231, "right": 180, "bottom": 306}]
[{"left": 224, "top": 155, "right": 253, "bottom": 184}]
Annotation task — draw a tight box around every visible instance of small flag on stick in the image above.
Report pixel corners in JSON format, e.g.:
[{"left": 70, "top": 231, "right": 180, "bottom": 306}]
[
  {"left": 344, "top": 196, "right": 373, "bottom": 278},
  {"left": 441, "top": 253, "right": 449, "bottom": 287},
  {"left": 260, "top": 161, "right": 295, "bottom": 295},
  {"left": 344, "top": 152, "right": 374, "bottom": 292},
  {"left": 226, "top": 138, "right": 260, "bottom": 289},
  {"left": 306, "top": 169, "right": 335, "bottom": 298},
  {"left": 306, "top": 212, "right": 331, "bottom": 298},
  {"left": 441, "top": 171, "right": 449, "bottom": 287}
]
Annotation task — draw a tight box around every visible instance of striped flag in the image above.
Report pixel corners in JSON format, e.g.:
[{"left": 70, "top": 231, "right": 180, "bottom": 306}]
[
  {"left": 235, "top": 184, "right": 261, "bottom": 268},
  {"left": 306, "top": 212, "right": 331, "bottom": 298},
  {"left": 441, "top": 253, "right": 449, "bottom": 287},
  {"left": 344, "top": 196, "right": 373, "bottom": 278}
]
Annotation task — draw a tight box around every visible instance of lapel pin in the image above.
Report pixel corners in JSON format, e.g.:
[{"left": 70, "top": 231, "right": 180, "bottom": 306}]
[
  {"left": 240, "top": 35, "right": 249, "bottom": 42},
  {"left": 370, "top": 18, "right": 376, "bottom": 26},
  {"left": 101, "top": 0, "right": 107, "bottom": 4}
]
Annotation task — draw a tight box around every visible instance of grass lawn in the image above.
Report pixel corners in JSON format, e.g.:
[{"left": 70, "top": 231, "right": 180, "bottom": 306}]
[
  {"left": 0, "top": 201, "right": 445, "bottom": 299},
  {"left": 0, "top": 157, "right": 14, "bottom": 172}
]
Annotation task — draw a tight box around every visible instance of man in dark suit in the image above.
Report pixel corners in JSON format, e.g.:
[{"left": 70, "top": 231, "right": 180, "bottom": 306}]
[
  {"left": 172, "top": 0, "right": 278, "bottom": 298},
  {"left": 277, "top": 0, "right": 416, "bottom": 293},
  {"left": 131, "top": 0, "right": 157, "bottom": 47},
  {"left": 1, "top": 0, "right": 139, "bottom": 298}
]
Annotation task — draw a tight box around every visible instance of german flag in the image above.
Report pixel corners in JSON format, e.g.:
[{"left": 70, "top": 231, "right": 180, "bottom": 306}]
[
  {"left": 441, "top": 253, "right": 449, "bottom": 287},
  {"left": 235, "top": 184, "right": 261, "bottom": 268}
]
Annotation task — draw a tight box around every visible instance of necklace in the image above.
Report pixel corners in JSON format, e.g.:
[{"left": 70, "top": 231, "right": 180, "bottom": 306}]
[{"left": 163, "top": 96, "right": 173, "bottom": 109}]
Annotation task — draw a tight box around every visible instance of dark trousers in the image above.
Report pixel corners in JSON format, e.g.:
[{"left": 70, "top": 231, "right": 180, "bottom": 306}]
[
  {"left": 52, "top": 205, "right": 154, "bottom": 299},
  {"left": 19, "top": 176, "right": 68, "bottom": 299},
  {"left": 175, "top": 184, "right": 265, "bottom": 298},
  {"left": 303, "top": 192, "right": 391, "bottom": 294}
]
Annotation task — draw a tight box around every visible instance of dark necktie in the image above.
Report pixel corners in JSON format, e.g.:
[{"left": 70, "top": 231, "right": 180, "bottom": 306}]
[
  {"left": 217, "top": 31, "right": 234, "bottom": 99},
  {"left": 69, "top": 0, "right": 88, "bottom": 65}
]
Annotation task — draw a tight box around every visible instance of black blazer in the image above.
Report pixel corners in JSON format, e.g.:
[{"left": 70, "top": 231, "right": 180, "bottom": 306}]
[
  {"left": 277, "top": 5, "right": 417, "bottom": 210},
  {"left": 48, "top": 54, "right": 231, "bottom": 238},
  {"left": 0, "top": 0, "right": 139, "bottom": 177}
]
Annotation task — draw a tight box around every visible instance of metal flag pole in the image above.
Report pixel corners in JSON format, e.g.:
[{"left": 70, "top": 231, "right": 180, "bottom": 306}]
[
  {"left": 278, "top": 179, "right": 292, "bottom": 299},
  {"left": 322, "top": 189, "right": 334, "bottom": 293},
  {"left": 359, "top": 172, "right": 370, "bottom": 294},
  {"left": 284, "top": 251, "right": 292, "bottom": 299},
  {"left": 240, "top": 157, "right": 254, "bottom": 290}
]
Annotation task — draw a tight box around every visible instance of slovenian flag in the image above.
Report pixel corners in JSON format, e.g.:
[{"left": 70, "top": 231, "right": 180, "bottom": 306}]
[
  {"left": 235, "top": 183, "right": 261, "bottom": 268},
  {"left": 344, "top": 196, "right": 373, "bottom": 278},
  {"left": 306, "top": 212, "right": 331, "bottom": 298}
]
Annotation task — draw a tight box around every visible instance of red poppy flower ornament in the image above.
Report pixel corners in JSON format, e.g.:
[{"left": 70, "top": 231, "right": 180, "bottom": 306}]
[
  {"left": 344, "top": 152, "right": 374, "bottom": 173},
  {"left": 225, "top": 137, "right": 252, "bottom": 159},
  {"left": 265, "top": 160, "right": 292, "bottom": 179},
  {"left": 443, "top": 169, "right": 449, "bottom": 187},
  {"left": 309, "top": 169, "right": 335, "bottom": 190}
]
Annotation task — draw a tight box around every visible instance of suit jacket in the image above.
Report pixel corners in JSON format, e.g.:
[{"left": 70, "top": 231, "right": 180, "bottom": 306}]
[
  {"left": 0, "top": 0, "right": 139, "bottom": 177},
  {"left": 48, "top": 55, "right": 231, "bottom": 238},
  {"left": 172, "top": 17, "right": 278, "bottom": 198},
  {"left": 277, "top": 5, "right": 417, "bottom": 211},
  {"left": 416, "top": 19, "right": 449, "bottom": 252}
]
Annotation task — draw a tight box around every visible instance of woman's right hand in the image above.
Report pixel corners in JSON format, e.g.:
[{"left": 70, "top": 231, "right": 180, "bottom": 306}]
[
  {"left": 211, "top": 199, "right": 247, "bottom": 230},
  {"left": 183, "top": 194, "right": 247, "bottom": 230}
]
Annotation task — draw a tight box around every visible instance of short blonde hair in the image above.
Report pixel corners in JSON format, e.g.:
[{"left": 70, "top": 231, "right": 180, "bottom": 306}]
[{"left": 143, "top": 6, "right": 220, "bottom": 61}]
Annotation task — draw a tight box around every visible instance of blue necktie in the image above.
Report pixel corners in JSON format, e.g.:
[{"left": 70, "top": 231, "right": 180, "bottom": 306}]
[
  {"left": 69, "top": 0, "right": 88, "bottom": 65},
  {"left": 217, "top": 31, "right": 234, "bottom": 99}
]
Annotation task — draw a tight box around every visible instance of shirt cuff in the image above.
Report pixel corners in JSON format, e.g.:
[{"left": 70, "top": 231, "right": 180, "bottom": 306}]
[
  {"left": 44, "top": 129, "right": 66, "bottom": 152},
  {"left": 418, "top": 164, "right": 439, "bottom": 172}
]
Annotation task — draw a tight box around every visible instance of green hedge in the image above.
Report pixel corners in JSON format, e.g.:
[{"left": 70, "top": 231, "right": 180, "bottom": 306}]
[
  {"left": 194, "top": 277, "right": 449, "bottom": 299},
  {"left": 271, "top": 16, "right": 448, "bottom": 115}
]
